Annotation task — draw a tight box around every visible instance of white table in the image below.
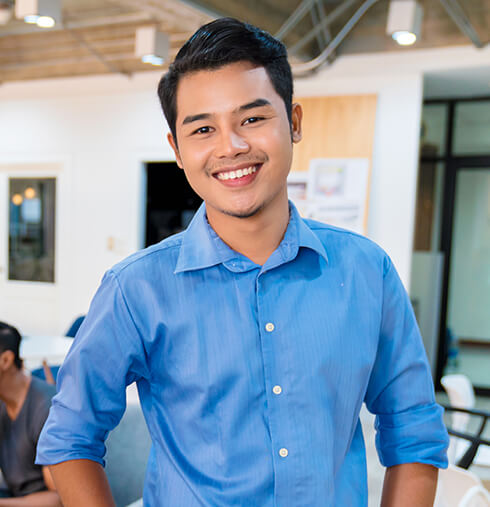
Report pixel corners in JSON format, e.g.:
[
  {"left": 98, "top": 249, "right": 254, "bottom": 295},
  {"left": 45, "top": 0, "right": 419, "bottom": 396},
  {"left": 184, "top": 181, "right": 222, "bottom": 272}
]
[{"left": 20, "top": 335, "right": 73, "bottom": 370}]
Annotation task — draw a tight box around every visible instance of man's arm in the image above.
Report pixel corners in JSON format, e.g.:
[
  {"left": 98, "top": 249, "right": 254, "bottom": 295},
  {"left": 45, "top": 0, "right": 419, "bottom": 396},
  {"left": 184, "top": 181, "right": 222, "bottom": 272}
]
[
  {"left": 381, "top": 463, "right": 438, "bottom": 506},
  {"left": 48, "top": 459, "right": 115, "bottom": 507},
  {"left": 0, "top": 491, "right": 61, "bottom": 507},
  {"left": 0, "top": 466, "right": 62, "bottom": 506}
]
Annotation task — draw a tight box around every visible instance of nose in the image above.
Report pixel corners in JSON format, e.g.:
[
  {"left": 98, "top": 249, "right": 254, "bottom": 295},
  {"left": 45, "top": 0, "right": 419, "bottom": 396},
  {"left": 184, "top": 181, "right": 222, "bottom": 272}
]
[{"left": 215, "top": 128, "right": 249, "bottom": 158}]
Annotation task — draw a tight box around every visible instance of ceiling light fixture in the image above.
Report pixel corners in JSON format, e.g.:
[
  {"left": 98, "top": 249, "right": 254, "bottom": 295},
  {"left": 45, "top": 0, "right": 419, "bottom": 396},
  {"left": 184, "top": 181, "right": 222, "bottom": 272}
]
[
  {"left": 15, "top": 0, "right": 61, "bottom": 28},
  {"left": 386, "top": 0, "right": 423, "bottom": 46},
  {"left": 24, "top": 187, "right": 36, "bottom": 199},
  {"left": 135, "top": 26, "right": 169, "bottom": 67},
  {"left": 36, "top": 15, "right": 55, "bottom": 27},
  {"left": 0, "top": 0, "right": 13, "bottom": 25},
  {"left": 12, "top": 194, "right": 23, "bottom": 206}
]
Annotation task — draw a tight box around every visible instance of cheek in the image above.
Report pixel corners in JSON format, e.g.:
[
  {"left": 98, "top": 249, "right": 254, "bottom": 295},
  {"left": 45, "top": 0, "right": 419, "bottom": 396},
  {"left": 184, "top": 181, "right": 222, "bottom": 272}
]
[{"left": 179, "top": 143, "right": 213, "bottom": 174}]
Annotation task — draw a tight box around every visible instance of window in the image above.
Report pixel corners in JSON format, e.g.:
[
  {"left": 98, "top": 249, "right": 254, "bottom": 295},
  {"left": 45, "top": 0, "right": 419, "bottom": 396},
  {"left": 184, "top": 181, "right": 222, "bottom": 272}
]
[
  {"left": 420, "top": 103, "right": 448, "bottom": 157},
  {"left": 453, "top": 100, "right": 490, "bottom": 155},
  {"left": 8, "top": 178, "right": 56, "bottom": 282}
]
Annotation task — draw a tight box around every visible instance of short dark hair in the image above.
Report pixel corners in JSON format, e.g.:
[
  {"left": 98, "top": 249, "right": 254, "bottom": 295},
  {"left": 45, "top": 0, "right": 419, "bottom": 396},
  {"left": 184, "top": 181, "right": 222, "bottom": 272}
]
[
  {"left": 0, "top": 322, "right": 22, "bottom": 370},
  {"left": 158, "top": 17, "right": 293, "bottom": 143}
]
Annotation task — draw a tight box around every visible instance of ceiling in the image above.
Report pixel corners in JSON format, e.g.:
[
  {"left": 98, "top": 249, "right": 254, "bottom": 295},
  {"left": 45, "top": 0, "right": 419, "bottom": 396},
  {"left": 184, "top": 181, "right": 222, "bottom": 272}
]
[{"left": 0, "top": 0, "right": 488, "bottom": 84}]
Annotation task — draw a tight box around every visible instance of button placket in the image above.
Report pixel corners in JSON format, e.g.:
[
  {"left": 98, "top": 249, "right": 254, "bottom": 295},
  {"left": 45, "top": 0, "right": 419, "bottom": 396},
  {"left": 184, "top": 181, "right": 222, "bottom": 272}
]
[{"left": 256, "top": 272, "right": 293, "bottom": 503}]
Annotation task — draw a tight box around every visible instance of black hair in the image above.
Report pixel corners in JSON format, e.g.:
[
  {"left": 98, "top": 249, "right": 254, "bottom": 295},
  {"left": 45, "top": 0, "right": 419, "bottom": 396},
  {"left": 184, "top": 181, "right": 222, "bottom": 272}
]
[
  {"left": 0, "top": 322, "right": 23, "bottom": 370},
  {"left": 158, "top": 17, "right": 293, "bottom": 144}
]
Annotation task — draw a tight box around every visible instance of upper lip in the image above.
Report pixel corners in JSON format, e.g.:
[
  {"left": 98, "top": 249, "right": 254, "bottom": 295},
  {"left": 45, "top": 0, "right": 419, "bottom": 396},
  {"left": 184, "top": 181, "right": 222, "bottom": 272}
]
[{"left": 211, "top": 161, "right": 262, "bottom": 176}]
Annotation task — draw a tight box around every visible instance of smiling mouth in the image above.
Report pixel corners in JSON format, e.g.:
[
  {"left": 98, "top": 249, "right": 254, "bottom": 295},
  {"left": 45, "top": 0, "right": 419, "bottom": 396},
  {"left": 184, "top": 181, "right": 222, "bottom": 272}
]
[{"left": 215, "top": 164, "right": 259, "bottom": 181}]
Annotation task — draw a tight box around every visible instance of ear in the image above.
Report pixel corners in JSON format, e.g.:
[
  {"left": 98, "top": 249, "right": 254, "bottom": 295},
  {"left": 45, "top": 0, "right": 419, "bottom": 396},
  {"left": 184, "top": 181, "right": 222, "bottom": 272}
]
[
  {"left": 291, "top": 102, "right": 303, "bottom": 144},
  {"left": 0, "top": 350, "right": 14, "bottom": 371},
  {"left": 167, "top": 133, "right": 184, "bottom": 169}
]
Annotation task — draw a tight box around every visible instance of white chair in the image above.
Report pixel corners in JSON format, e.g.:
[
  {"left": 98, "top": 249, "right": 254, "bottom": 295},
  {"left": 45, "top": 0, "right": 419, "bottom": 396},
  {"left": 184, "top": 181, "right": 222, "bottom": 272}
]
[
  {"left": 435, "top": 465, "right": 490, "bottom": 507},
  {"left": 441, "top": 374, "right": 490, "bottom": 471}
]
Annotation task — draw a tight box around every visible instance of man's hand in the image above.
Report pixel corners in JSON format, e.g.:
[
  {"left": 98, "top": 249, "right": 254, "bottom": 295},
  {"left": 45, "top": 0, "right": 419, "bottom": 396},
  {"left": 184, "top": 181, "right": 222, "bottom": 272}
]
[
  {"left": 49, "top": 459, "right": 115, "bottom": 507},
  {"left": 381, "top": 462, "right": 438, "bottom": 506}
]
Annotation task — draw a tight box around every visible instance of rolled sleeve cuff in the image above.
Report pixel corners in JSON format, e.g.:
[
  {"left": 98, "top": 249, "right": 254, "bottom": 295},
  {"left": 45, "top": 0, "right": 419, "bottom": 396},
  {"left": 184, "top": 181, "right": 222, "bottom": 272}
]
[
  {"left": 35, "top": 401, "right": 108, "bottom": 468},
  {"left": 375, "top": 403, "right": 449, "bottom": 469}
]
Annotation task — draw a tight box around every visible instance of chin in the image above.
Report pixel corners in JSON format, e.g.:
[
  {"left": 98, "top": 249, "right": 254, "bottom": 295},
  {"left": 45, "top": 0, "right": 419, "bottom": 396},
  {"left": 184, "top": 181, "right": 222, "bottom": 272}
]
[{"left": 221, "top": 201, "right": 265, "bottom": 219}]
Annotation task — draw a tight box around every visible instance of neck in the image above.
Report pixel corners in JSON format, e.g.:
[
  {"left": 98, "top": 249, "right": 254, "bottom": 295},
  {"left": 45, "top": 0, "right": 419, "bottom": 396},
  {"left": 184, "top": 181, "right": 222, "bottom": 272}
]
[
  {"left": 206, "top": 193, "right": 290, "bottom": 266},
  {"left": 0, "top": 368, "right": 31, "bottom": 418}
]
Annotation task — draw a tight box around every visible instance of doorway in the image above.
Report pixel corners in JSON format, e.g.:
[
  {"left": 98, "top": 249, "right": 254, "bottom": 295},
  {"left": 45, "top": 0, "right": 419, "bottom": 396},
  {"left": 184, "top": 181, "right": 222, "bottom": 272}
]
[
  {"left": 145, "top": 162, "right": 202, "bottom": 248},
  {"left": 439, "top": 161, "right": 490, "bottom": 392},
  {"left": 414, "top": 97, "right": 490, "bottom": 394}
]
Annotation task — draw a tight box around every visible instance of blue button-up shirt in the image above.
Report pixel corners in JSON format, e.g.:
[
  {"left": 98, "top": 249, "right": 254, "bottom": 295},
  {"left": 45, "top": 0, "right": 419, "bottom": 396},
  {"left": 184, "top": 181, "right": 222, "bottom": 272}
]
[{"left": 37, "top": 202, "right": 448, "bottom": 506}]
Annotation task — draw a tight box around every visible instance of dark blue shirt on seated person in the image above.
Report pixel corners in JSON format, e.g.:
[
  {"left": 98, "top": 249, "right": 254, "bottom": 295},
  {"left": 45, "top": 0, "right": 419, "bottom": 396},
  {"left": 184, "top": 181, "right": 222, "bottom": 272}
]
[{"left": 36, "top": 201, "right": 448, "bottom": 506}]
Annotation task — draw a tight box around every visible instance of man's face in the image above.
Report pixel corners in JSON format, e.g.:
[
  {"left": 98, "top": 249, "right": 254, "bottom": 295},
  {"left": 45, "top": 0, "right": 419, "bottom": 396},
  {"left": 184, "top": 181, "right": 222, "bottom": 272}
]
[{"left": 168, "top": 61, "right": 302, "bottom": 220}]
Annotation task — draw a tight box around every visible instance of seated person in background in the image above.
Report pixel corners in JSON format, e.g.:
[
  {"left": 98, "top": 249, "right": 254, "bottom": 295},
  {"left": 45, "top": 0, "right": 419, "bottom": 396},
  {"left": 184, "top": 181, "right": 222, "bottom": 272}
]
[{"left": 0, "top": 322, "right": 60, "bottom": 506}]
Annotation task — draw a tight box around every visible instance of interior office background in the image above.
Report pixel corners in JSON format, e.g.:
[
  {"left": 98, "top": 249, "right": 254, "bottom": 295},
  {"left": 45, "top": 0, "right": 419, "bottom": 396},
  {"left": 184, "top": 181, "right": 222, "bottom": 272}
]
[{"left": 0, "top": 9, "right": 489, "bottom": 393}]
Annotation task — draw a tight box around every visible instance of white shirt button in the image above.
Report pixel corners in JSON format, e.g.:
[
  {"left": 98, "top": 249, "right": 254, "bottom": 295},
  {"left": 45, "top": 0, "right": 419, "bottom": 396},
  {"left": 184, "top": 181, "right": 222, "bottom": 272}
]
[
  {"left": 279, "top": 447, "right": 288, "bottom": 458},
  {"left": 265, "top": 322, "right": 275, "bottom": 332},
  {"left": 272, "top": 385, "right": 282, "bottom": 395}
]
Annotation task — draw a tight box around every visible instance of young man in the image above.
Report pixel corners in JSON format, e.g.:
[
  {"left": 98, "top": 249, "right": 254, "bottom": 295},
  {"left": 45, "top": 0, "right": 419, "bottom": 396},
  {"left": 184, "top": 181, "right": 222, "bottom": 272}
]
[
  {"left": 37, "top": 18, "right": 448, "bottom": 506},
  {"left": 0, "top": 322, "right": 60, "bottom": 506}
]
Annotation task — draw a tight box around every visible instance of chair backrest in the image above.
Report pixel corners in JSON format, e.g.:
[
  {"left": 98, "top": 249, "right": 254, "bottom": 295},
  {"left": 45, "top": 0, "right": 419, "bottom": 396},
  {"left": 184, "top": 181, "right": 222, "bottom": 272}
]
[
  {"left": 435, "top": 465, "right": 490, "bottom": 507},
  {"left": 441, "top": 374, "right": 475, "bottom": 412},
  {"left": 65, "top": 315, "right": 85, "bottom": 338},
  {"left": 441, "top": 374, "right": 476, "bottom": 433},
  {"left": 441, "top": 374, "right": 476, "bottom": 463}
]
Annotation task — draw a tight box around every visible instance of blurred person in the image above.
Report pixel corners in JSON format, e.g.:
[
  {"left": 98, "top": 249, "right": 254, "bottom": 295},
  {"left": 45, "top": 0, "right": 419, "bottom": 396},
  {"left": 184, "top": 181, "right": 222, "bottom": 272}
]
[
  {"left": 37, "top": 18, "right": 448, "bottom": 506},
  {"left": 0, "top": 322, "right": 60, "bottom": 506}
]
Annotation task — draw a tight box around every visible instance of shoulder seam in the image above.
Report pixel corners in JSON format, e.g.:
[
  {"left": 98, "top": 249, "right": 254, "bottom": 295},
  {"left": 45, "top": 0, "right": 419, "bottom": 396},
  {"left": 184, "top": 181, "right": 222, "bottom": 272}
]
[
  {"left": 113, "top": 241, "right": 182, "bottom": 275},
  {"left": 308, "top": 223, "right": 373, "bottom": 242}
]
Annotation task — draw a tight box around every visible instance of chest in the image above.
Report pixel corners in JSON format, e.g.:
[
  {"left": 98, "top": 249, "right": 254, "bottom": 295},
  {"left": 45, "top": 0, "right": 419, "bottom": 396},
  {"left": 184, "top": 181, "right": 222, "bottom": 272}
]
[{"left": 142, "top": 259, "right": 382, "bottom": 402}]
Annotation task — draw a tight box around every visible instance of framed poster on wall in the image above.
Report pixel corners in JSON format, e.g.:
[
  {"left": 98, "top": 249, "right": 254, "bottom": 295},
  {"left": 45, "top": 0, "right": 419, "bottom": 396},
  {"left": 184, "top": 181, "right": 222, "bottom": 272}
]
[{"left": 287, "top": 158, "right": 370, "bottom": 235}]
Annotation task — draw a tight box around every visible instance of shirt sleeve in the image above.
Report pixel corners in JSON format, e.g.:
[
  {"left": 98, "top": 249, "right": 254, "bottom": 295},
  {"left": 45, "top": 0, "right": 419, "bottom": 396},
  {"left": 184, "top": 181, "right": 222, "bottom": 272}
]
[
  {"left": 364, "top": 256, "right": 449, "bottom": 469},
  {"left": 36, "top": 270, "right": 149, "bottom": 467}
]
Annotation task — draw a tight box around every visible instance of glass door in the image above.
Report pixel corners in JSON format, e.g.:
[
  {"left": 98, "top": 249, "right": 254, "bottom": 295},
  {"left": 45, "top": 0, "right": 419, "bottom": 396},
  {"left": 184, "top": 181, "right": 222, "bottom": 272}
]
[{"left": 443, "top": 166, "right": 490, "bottom": 389}]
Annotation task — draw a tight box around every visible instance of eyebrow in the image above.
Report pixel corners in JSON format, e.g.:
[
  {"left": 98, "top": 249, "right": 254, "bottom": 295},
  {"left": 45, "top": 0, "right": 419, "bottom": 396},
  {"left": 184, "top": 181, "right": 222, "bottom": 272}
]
[{"left": 181, "top": 98, "right": 272, "bottom": 126}]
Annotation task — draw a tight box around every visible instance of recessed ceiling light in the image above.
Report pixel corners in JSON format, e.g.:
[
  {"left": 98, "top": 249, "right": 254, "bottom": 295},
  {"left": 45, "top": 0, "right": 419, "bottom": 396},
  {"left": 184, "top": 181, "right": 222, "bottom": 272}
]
[
  {"left": 36, "top": 15, "right": 55, "bottom": 28},
  {"left": 392, "top": 31, "right": 417, "bottom": 46}
]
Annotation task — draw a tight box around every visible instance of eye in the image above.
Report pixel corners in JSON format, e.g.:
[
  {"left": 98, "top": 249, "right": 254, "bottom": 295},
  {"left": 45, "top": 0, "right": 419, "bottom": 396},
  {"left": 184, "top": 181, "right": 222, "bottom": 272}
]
[
  {"left": 243, "top": 116, "right": 264, "bottom": 125},
  {"left": 192, "top": 126, "right": 212, "bottom": 135}
]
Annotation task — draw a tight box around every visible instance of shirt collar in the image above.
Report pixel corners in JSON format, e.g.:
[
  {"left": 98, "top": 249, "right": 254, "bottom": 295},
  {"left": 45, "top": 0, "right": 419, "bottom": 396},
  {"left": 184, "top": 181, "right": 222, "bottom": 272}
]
[{"left": 174, "top": 201, "right": 328, "bottom": 274}]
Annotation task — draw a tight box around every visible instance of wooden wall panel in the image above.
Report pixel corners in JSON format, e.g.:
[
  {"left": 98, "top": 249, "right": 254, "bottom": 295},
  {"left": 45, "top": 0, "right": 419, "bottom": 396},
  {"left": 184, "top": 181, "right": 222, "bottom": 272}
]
[{"left": 291, "top": 95, "right": 378, "bottom": 173}]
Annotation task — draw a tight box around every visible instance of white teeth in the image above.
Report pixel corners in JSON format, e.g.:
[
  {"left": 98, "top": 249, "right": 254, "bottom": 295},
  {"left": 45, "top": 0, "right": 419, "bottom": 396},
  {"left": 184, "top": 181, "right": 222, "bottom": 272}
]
[{"left": 216, "top": 165, "right": 258, "bottom": 181}]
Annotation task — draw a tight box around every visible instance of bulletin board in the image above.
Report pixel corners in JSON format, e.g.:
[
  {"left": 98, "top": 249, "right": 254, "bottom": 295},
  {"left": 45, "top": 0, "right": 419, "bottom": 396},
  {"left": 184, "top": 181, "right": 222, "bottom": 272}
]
[{"left": 289, "top": 95, "right": 377, "bottom": 234}]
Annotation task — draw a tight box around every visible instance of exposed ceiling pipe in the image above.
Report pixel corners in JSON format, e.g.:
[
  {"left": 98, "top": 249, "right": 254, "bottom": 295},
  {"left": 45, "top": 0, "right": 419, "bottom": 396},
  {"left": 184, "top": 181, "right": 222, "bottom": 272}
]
[
  {"left": 65, "top": 27, "right": 132, "bottom": 78},
  {"left": 287, "top": 0, "right": 358, "bottom": 56},
  {"left": 438, "top": 0, "right": 484, "bottom": 49},
  {"left": 292, "top": 0, "right": 380, "bottom": 75},
  {"left": 309, "top": 0, "right": 330, "bottom": 50},
  {"left": 314, "top": 0, "right": 332, "bottom": 47},
  {"left": 275, "top": 0, "right": 316, "bottom": 41}
]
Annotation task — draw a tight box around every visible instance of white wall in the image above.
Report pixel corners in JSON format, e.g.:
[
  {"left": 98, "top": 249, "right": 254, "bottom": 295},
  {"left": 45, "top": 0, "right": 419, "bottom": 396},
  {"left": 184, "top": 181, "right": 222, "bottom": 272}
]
[{"left": 1, "top": 44, "right": 489, "bottom": 335}]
